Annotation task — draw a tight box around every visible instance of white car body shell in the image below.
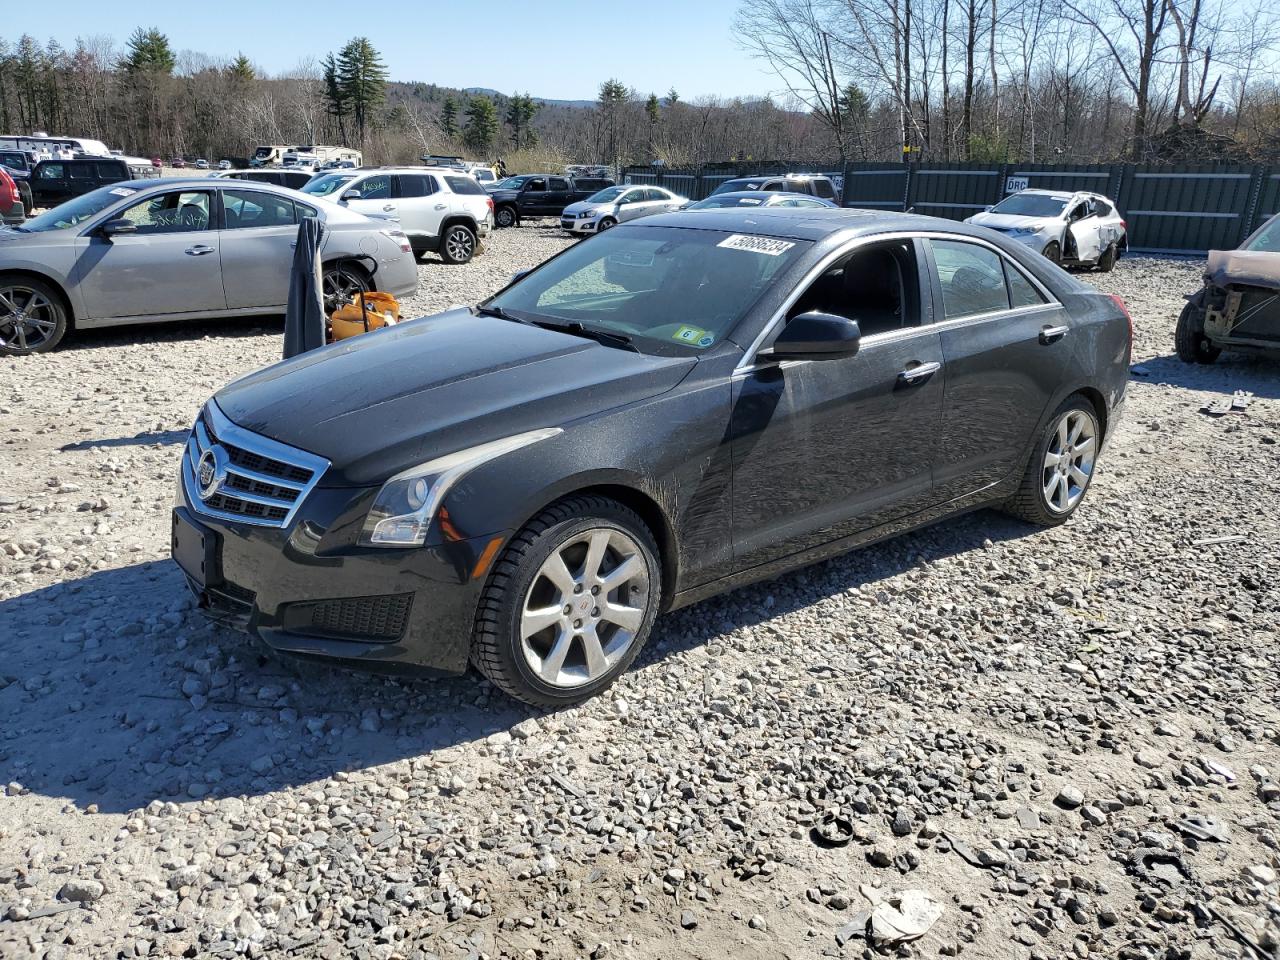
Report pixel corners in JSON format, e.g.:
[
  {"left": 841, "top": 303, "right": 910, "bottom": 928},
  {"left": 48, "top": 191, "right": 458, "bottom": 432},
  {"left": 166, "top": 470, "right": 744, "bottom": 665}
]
[{"left": 966, "top": 189, "right": 1126, "bottom": 266}]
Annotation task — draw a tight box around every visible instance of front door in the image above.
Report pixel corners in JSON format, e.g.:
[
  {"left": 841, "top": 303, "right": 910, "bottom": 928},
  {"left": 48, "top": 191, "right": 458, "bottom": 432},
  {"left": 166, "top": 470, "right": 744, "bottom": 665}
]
[
  {"left": 217, "top": 188, "right": 301, "bottom": 310},
  {"left": 521, "top": 178, "right": 549, "bottom": 215},
  {"left": 342, "top": 173, "right": 399, "bottom": 222},
  {"left": 730, "top": 239, "right": 944, "bottom": 568},
  {"left": 926, "top": 237, "right": 1069, "bottom": 502},
  {"left": 74, "top": 189, "right": 225, "bottom": 319}
]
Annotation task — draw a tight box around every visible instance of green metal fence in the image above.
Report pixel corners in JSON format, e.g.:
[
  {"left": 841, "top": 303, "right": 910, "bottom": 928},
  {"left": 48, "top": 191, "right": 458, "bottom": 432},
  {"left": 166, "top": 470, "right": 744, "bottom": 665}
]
[{"left": 621, "top": 161, "right": 1280, "bottom": 253}]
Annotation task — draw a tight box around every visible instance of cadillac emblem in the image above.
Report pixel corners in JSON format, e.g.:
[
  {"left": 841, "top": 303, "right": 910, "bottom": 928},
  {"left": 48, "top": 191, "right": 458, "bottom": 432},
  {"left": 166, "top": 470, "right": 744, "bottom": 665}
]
[{"left": 195, "top": 447, "right": 227, "bottom": 501}]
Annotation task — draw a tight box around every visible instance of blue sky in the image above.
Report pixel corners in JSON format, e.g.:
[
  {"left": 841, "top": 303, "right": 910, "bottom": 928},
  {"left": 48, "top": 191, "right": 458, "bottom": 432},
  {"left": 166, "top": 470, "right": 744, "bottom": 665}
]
[{"left": 12, "top": 0, "right": 782, "bottom": 101}]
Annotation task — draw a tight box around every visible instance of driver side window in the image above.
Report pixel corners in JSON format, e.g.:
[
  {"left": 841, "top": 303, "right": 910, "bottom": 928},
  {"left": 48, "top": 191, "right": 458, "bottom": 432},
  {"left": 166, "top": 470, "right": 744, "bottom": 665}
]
[
  {"left": 526, "top": 178, "right": 547, "bottom": 191},
  {"left": 119, "top": 191, "right": 211, "bottom": 234},
  {"left": 787, "top": 241, "right": 918, "bottom": 337}
]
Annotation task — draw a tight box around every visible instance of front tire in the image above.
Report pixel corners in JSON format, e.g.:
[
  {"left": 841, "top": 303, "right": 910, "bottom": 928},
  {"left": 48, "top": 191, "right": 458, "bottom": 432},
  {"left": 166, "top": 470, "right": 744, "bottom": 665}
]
[
  {"left": 597, "top": 217, "right": 617, "bottom": 232},
  {"left": 495, "top": 206, "right": 517, "bottom": 229},
  {"left": 1175, "top": 302, "right": 1221, "bottom": 364},
  {"left": 471, "top": 495, "right": 662, "bottom": 707},
  {"left": 0, "top": 276, "right": 68, "bottom": 355},
  {"left": 1042, "top": 240, "right": 1062, "bottom": 266},
  {"left": 439, "top": 224, "right": 477, "bottom": 265},
  {"left": 1003, "top": 397, "right": 1100, "bottom": 526}
]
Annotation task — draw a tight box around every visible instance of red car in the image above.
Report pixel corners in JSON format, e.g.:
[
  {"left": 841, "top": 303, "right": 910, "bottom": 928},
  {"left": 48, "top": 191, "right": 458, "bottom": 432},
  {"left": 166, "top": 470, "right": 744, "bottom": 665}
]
[
  {"left": 151, "top": 157, "right": 163, "bottom": 168},
  {"left": 1, "top": 167, "right": 24, "bottom": 225},
  {"left": 171, "top": 157, "right": 186, "bottom": 168}
]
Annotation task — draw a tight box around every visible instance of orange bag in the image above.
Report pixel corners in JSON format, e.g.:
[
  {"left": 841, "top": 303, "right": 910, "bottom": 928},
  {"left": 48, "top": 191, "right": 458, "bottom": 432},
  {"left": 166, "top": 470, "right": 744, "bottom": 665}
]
[{"left": 329, "top": 292, "right": 401, "bottom": 342}]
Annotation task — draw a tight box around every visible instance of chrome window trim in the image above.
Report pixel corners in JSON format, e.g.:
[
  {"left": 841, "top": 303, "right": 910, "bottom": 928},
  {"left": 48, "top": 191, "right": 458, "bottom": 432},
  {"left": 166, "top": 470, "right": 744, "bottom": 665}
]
[
  {"left": 735, "top": 229, "right": 1062, "bottom": 373},
  {"left": 182, "top": 400, "right": 330, "bottom": 529}
]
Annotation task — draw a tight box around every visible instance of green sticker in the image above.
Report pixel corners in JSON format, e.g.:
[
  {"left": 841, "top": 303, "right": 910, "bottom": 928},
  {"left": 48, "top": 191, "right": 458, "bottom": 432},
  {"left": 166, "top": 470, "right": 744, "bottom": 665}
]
[{"left": 673, "top": 325, "right": 714, "bottom": 348}]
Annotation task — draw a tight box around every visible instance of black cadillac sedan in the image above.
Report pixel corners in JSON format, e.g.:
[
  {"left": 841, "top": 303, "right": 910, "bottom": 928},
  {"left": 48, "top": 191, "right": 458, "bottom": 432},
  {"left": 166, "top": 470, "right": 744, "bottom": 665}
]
[{"left": 173, "top": 209, "right": 1131, "bottom": 706}]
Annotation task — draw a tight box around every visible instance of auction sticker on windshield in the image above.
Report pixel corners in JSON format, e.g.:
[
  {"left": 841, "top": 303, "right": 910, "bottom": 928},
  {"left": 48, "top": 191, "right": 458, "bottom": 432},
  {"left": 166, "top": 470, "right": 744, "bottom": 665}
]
[
  {"left": 109, "top": 187, "right": 137, "bottom": 197},
  {"left": 672, "top": 325, "right": 715, "bottom": 348},
  {"left": 717, "top": 234, "right": 796, "bottom": 256}
]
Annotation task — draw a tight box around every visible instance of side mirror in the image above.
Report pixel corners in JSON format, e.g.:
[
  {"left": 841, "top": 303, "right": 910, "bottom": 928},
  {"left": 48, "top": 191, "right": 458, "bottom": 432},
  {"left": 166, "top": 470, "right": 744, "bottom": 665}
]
[
  {"left": 984, "top": 205, "right": 994, "bottom": 212},
  {"left": 761, "top": 312, "right": 861, "bottom": 361},
  {"left": 100, "top": 218, "right": 137, "bottom": 238},
  {"left": 341, "top": 189, "right": 362, "bottom": 203}
]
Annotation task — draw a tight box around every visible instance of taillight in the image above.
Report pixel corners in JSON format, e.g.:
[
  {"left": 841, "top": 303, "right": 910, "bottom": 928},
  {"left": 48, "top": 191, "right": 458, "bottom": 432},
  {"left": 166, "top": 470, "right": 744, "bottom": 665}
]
[
  {"left": 486, "top": 197, "right": 495, "bottom": 213},
  {"left": 1109, "top": 294, "right": 1133, "bottom": 352},
  {"left": 0, "top": 172, "right": 16, "bottom": 207}
]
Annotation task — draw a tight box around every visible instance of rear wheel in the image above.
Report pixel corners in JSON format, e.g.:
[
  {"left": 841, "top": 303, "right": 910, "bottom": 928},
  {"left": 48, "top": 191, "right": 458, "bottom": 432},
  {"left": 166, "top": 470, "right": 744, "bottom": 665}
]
[
  {"left": 1042, "top": 240, "right": 1062, "bottom": 265},
  {"left": 1003, "top": 398, "right": 1100, "bottom": 526},
  {"left": 440, "top": 224, "right": 477, "bottom": 265},
  {"left": 1175, "top": 302, "right": 1221, "bottom": 364},
  {"left": 321, "top": 262, "right": 370, "bottom": 314},
  {"left": 472, "top": 495, "right": 662, "bottom": 707},
  {"left": 1096, "top": 242, "right": 1117, "bottom": 272},
  {"left": 0, "top": 276, "right": 68, "bottom": 355}
]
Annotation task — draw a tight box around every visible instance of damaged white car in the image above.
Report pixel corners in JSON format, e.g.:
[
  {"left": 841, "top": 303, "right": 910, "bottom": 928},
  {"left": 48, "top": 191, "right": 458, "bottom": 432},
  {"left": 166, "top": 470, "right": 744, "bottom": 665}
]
[{"left": 966, "top": 189, "right": 1127, "bottom": 271}]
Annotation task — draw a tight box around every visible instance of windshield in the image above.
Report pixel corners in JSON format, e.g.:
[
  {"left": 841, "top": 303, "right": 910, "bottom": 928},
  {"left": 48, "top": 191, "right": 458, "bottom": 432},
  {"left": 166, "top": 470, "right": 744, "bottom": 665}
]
[
  {"left": 301, "top": 174, "right": 356, "bottom": 197},
  {"left": 688, "top": 195, "right": 766, "bottom": 209},
  {"left": 711, "top": 179, "right": 764, "bottom": 196},
  {"left": 990, "top": 194, "right": 1068, "bottom": 218},
  {"left": 495, "top": 176, "right": 530, "bottom": 190},
  {"left": 1244, "top": 214, "right": 1280, "bottom": 253},
  {"left": 18, "top": 184, "right": 138, "bottom": 232},
  {"left": 587, "top": 187, "right": 626, "bottom": 203},
  {"left": 1, "top": 152, "right": 27, "bottom": 171},
  {"left": 486, "top": 225, "right": 810, "bottom": 356}
]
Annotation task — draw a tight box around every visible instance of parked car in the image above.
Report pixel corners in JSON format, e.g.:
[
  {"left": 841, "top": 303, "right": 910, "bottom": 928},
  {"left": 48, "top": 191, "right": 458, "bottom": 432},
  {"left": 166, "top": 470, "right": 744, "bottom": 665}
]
[
  {"left": 225, "top": 169, "right": 316, "bottom": 191},
  {"left": 302, "top": 167, "right": 494, "bottom": 264},
  {"left": 686, "top": 190, "right": 838, "bottom": 211},
  {"left": 194, "top": 159, "right": 210, "bottom": 170},
  {"left": 560, "top": 185, "right": 686, "bottom": 235},
  {"left": 171, "top": 207, "right": 1129, "bottom": 706},
  {"left": 29, "top": 158, "right": 133, "bottom": 208},
  {"left": 709, "top": 173, "right": 841, "bottom": 204},
  {"left": 1, "top": 167, "right": 25, "bottom": 226},
  {"left": 0, "top": 177, "right": 417, "bottom": 355},
  {"left": 488, "top": 174, "right": 616, "bottom": 228},
  {"left": 1176, "top": 211, "right": 1280, "bottom": 364},
  {"left": 468, "top": 165, "right": 498, "bottom": 187},
  {"left": 965, "top": 189, "right": 1127, "bottom": 270},
  {"left": 151, "top": 157, "right": 163, "bottom": 168},
  {"left": 218, "top": 160, "right": 232, "bottom": 171},
  {"left": 171, "top": 157, "right": 186, "bottom": 168},
  {"left": 0, "top": 150, "right": 34, "bottom": 214}
]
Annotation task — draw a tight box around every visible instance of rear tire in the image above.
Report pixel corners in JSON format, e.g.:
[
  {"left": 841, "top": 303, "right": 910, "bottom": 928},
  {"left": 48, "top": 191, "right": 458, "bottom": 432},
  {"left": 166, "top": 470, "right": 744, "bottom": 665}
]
[
  {"left": 1096, "top": 243, "right": 1117, "bottom": 272},
  {"left": 471, "top": 495, "right": 662, "bottom": 707},
  {"left": 0, "top": 275, "right": 69, "bottom": 355},
  {"left": 439, "top": 224, "right": 477, "bottom": 265},
  {"left": 321, "top": 262, "right": 371, "bottom": 314},
  {"left": 1175, "top": 302, "right": 1221, "bottom": 364},
  {"left": 1003, "top": 397, "right": 1100, "bottom": 527}
]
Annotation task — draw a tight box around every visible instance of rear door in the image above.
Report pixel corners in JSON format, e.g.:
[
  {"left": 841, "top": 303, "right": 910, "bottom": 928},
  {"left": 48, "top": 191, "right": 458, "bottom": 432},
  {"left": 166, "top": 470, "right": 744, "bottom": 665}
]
[
  {"left": 74, "top": 188, "right": 226, "bottom": 319},
  {"left": 926, "top": 237, "right": 1068, "bottom": 502},
  {"left": 547, "top": 177, "right": 573, "bottom": 213},
  {"left": 217, "top": 188, "right": 301, "bottom": 309},
  {"left": 395, "top": 173, "right": 445, "bottom": 245}
]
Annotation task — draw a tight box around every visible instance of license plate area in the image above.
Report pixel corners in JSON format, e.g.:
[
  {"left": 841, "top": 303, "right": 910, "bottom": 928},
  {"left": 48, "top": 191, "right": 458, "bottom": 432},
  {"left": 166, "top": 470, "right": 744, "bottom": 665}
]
[{"left": 172, "top": 508, "right": 220, "bottom": 590}]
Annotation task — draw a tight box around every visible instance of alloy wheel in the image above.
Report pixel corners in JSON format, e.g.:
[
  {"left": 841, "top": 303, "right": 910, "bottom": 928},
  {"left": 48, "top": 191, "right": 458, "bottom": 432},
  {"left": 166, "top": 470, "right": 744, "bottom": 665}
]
[
  {"left": 322, "top": 268, "right": 364, "bottom": 313},
  {"left": 1042, "top": 409, "right": 1097, "bottom": 514},
  {"left": 0, "top": 284, "right": 59, "bottom": 352},
  {"left": 519, "top": 527, "right": 650, "bottom": 689},
  {"left": 445, "top": 228, "right": 475, "bottom": 263}
]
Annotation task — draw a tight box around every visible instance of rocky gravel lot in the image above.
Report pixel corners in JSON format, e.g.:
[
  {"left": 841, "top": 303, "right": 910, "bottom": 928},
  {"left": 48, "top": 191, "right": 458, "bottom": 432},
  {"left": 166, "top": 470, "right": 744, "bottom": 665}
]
[{"left": 1, "top": 234, "right": 1278, "bottom": 960}]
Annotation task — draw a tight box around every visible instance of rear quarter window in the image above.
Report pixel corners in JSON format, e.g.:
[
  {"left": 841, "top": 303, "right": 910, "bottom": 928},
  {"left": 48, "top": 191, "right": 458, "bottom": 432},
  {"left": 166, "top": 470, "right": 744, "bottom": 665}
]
[{"left": 444, "top": 175, "right": 485, "bottom": 195}]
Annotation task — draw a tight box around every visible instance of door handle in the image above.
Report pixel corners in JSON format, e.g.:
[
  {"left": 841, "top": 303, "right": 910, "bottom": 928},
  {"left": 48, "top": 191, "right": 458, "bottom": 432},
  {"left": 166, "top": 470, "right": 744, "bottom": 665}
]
[
  {"left": 1039, "top": 324, "right": 1070, "bottom": 344},
  {"left": 434, "top": 203, "right": 447, "bottom": 210},
  {"left": 898, "top": 360, "right": 941, "bottom": 384},
  {"left": 185, "top": 245, "right": 215, "bottom": 256},
  {"left": 382, "top": 204, "right": 396, "bottom": 212}
]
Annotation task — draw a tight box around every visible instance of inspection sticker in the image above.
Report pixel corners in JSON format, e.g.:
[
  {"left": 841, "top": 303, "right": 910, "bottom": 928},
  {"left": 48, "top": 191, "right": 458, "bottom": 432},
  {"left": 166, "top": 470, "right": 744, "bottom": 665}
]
[
  {"left": 109, "top": 187, "right": 138, "bottom": 197},
  {"left": 672, "top": 325, "right": 714, "bottom": 348},
  {"left": 717, "top": 234, "right": 796, "bottom": 256}
]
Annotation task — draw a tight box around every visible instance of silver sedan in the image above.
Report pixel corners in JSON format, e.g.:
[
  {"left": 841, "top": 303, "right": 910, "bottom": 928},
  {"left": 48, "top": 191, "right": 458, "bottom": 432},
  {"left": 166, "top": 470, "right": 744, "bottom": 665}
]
[
  {"left": 560, "top": 185, "right": 686, "bottom": 235},
  {"left": 0, "top": 178, "right": 418, "bottom": 355}
]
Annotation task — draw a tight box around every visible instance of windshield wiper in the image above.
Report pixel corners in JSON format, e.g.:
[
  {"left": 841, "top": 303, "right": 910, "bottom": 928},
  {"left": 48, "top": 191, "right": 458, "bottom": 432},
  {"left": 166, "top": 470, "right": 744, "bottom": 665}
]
[
  {"left": 531, "top": 319, "right": 638, "bottom": 352},
  {"left": 474, "top": 304, "right": 526, "bottom": 323}
]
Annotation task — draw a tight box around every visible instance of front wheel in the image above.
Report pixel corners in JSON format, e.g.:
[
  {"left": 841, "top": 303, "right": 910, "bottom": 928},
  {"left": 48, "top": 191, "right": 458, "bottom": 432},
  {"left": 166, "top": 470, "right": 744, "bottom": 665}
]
[
  {"left": 1175, "top": 302, "right": 1221, "bottom": 364},
  {"left": 440, "top": 224, "right": 477, "bottom": 265},
  {"left": 471, "top": 495, "right": 662, "bottom": 707},
  {"left": 1042, "top": 240, "right": 1062, "bottom": 265},
  {"left": 1003, "top": 398, "right": 1100, "bottom": 526},
  {"left": 597, "top": 217, "right": 617, "bottom": 232},
  {"left": 0, "top": 276, "right": 68, "bottom": 355},
  {"left": 495, "top": 206, "right": 517, "bottom": 229}
]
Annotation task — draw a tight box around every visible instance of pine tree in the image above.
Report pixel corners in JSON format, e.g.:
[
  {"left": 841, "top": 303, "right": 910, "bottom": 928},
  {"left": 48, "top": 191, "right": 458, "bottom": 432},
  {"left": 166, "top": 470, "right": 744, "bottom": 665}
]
[
  {"left": 463, "top": 95, "right": 498, "bottom": 154},
  {"left": 228, "top": 54, "right": 255, "bottom": 83},
  {"left": 504, "top": 93, "right": 539, "bottom": 150},
  {"left": 664, "top": 87, "right": 680, "bottom": 108},
  {"left": 119, "top": 27, "right": 175, "bottom": 74},
  {"left": 322, "top": 53, "right": 348, "bottom": 145},
  {"left": 645, "top": 93, "right": 660, "bottom": 126},
  {"left": 440, "top": 95, "right": 459, "bottom": 138},
  {"left": 335, "top": 37, "right": 387, "bottom": 144},
  {"left": 597, "top": 79, "right": 629, "bottom": 165}
]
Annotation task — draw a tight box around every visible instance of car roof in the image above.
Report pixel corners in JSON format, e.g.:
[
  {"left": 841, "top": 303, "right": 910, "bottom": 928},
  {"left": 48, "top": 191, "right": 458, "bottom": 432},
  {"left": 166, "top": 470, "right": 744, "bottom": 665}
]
[
  {"left": 705, "top": 190, "right": 823, "bottom": 201},
  {"left": 638, "top": 207, "right": 984, "bottom": 240}
]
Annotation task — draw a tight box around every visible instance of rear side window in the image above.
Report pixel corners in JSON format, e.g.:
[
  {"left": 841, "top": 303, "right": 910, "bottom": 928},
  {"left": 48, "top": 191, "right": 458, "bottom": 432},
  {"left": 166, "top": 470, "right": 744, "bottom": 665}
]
[
  {"left": 69, "top": 164, "right": 96, "bottom": 179},
  {"left": 38, "top": 164, "right": 65, "bottom": 179},
  {"left": 98, "top": 162, "right": 125, "bottom": 179},
  {"left": 549, "top": 177, "right": 570, "bottom": 190},
  {"left": 399, "top": 174, "right": 439, "bottom": 197},
  {"left": 1005, "top": 261, "right": 1048, "bottom": 308},
  {"left": 444, "top": 175, "right": 485, "bottom": 195},
  {"left": 222, "top": 189, "right": 297, "bottom": 229},
  {"left": 763, "top": 181, "right": 785, "bottom": 191},
  {"left": 813, "top": 180, "right": 835, "bottom": 199},
  {"left": 930, "top": 240, "right": 1011, "bottom": 319}
]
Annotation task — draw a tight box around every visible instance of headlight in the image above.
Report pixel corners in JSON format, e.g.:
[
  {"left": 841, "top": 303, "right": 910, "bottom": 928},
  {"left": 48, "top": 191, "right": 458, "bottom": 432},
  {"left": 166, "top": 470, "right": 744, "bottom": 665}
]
[
  {"left": 359, "top": 428, "right": 562, "bottom": 547},
  {"left": 1008, "top": 226, "right": 1040, "bottom": 236},
  {"left": 578, "top": 210, "right": 597, "bottom": 219}
]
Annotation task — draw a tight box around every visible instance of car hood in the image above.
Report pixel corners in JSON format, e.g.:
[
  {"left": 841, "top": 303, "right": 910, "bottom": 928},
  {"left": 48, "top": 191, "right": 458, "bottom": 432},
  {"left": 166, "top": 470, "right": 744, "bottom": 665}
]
[
  {"left": 214, "top": 309, "right": 696, "bottom": 487},
  {"left": 562, "top": 201, "right": 611, "bottom": 216},
  {"left": 488, "top": 189, "right": 520, "bottom": 201},
  {"left": 0, "top": 227, "right": 74, "bottom": 246},
  {"left": 967, "top": 212, "right": 1057, "bottom": 230}
]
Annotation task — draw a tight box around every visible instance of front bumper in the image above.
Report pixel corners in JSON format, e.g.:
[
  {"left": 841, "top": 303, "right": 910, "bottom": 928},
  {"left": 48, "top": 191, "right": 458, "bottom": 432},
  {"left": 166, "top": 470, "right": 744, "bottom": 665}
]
[
  {"left": 174, "top": 474, "right": 506, "bottom": 676},
  {"left": 561, "top": 215, "right": 600, "bottom": 234}
]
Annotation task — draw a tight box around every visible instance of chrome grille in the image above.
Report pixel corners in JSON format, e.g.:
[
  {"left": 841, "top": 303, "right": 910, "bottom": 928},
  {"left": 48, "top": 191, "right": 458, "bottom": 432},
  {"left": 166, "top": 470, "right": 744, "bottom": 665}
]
[{"left": 182, "top": 402, "right": 329, "bottom": 528}]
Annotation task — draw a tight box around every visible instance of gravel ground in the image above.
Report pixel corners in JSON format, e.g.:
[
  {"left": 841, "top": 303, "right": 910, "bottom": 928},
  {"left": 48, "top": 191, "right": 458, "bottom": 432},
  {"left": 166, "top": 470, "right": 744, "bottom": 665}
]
[{"left": 1, "top": 242, "right": 1278, "bottom": 960}]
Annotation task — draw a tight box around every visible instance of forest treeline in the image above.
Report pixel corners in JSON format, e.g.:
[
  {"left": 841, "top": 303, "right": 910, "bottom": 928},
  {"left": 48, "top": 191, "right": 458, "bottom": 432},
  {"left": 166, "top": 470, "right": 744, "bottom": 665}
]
[{"left": 2, "top": 9, "right": 1279, "bottom": 172}]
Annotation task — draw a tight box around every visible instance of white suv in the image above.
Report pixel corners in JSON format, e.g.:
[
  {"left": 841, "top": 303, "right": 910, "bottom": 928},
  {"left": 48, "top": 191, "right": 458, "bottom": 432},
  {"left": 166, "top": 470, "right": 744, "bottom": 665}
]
[{"left": 301, "top": 167, "right": 495, "bottom": 264}]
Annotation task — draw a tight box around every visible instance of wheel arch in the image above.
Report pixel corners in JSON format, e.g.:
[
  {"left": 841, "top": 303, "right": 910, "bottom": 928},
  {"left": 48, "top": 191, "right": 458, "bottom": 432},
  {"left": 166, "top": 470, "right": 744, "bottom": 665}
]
[
  {"left": 0, "top": 267, "right": 78, "bottom": 326},
  {"left": 440, "top": 214, "right": 478, "bottom": 235},
  {"left": 321, "top": 256, "right": 374, "bottom": 290}
]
